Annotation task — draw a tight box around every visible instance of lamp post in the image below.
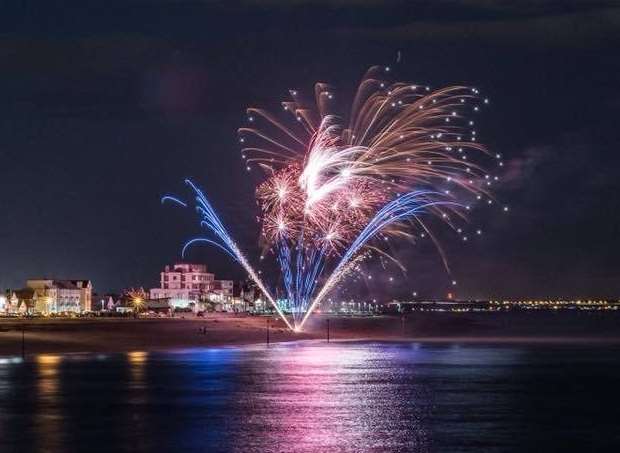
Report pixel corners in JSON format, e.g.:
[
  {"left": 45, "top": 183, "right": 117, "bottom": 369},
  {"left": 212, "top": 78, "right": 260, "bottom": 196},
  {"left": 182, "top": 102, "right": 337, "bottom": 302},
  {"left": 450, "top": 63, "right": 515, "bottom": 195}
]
[
  {"left": 21, "top": 325, "right": 25, "bottom": 359},
  {"left": 326, "top": 318, "right": 330, "bottom": 343}
]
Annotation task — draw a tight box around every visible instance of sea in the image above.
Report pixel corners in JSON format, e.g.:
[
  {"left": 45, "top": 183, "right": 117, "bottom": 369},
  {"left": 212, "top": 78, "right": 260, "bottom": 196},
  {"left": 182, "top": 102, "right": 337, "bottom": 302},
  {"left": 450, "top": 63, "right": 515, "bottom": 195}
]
[{"left": 1, "top": 341, "right": 619, "bottom": 452}]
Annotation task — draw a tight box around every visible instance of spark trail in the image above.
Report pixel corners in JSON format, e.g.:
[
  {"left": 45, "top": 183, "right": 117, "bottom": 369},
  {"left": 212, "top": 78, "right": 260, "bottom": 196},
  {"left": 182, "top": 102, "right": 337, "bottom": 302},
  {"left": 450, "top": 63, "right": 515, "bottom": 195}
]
[
  {"left": 163, "top": 180, "right": 293, "bottom": 330},
  {"left": 166, "top": 66, "right": 504, "bottom": 331}
]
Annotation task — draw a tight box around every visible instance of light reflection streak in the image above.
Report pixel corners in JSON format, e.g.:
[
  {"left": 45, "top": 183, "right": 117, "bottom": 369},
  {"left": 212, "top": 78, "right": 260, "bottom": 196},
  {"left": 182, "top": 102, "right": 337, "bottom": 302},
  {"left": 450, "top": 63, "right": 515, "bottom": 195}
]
[
  {"left": 232, "top": 344, "right": 430, "bottom": 452},
  {"left": 35, "top": 354, "right": 63, "bottom": 451},
  {"left": 127, "top": 351, "right": 148, "bottom": 385}
]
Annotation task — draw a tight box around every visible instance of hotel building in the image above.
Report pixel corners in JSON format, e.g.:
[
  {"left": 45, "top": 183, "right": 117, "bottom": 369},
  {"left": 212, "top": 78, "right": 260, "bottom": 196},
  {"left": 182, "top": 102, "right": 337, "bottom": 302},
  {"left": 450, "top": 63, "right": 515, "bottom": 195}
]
[
  {"left": 150, "top": 263, "right": 214, "bottom": 302},
  {"left": 149, "top": 263, "right": 235, "bottom": 310},
  {"left": 25, "top": 279, "right": 93, "bottom": 313},
  {"left": 209, "top": 279, "right": 234, "bottom": 302}
]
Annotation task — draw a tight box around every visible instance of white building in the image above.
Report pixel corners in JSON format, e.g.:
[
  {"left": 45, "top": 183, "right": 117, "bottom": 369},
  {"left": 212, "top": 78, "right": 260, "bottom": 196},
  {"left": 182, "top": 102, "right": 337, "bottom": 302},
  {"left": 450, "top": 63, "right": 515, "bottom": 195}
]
[
  {"left": 26, "top": 279, "right": 92, "bottom": 313},
  {"left": 8, "top": 293, "right": 19, "bottom": 313},
  {"left": 150, "top": 263, "right": 215, "bottom": 308},
  {"left": 208, "top": 280, "right": 234, "bottom": 302},
  {"left": 149, "top": 263, "right": 239, "bottom": 311}
]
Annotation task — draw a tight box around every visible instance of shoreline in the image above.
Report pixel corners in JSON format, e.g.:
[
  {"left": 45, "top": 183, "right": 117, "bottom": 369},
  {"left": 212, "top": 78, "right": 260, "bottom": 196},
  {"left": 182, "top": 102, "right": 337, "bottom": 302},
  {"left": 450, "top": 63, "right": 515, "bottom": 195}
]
[{"left": 2, "top": 311, "right": 620, "bottom": 358}]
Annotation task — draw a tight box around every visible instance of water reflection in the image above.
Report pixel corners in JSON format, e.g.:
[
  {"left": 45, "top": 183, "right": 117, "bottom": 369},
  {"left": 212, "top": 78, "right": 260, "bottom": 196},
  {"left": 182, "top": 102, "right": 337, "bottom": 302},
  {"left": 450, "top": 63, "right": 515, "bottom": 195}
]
[
  {"left": 126, "top": 350, "right": 150, "bottom": 449},
  {"left": 37, "top": 354, "right": 62, "bottom": 395},
  {"left": 236, "top": 344, "right": 431, "bottom": 452},
  {"left": 127, "top": 351, "right": 148, "bottom": 385},
  {"left": 0, "top": 343, "right": 618, "bottom": 452},
  {"left": 35, "top": 354, "right": 63, "bottom": 452}
]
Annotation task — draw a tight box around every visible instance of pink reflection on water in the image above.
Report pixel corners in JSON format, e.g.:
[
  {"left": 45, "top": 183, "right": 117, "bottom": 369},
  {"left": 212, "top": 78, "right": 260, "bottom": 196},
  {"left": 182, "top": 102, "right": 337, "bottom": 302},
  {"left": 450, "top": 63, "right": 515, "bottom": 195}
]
[{"left": 233, "top": 343, "right": 430, "bottom": 452}]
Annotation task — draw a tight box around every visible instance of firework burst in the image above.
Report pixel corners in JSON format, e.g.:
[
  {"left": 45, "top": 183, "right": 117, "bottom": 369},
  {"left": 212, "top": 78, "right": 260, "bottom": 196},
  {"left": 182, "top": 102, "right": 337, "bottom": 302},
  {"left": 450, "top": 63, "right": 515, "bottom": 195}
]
[{"left": 166, "top": 65, "right": 504, "bottom": 331}]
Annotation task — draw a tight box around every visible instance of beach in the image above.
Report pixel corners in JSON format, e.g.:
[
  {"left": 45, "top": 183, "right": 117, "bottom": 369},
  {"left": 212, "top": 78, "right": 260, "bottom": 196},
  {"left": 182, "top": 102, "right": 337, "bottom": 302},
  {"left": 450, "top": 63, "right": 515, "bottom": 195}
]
[{"left": 1, "top": 311, "right": 620, "bottom": 357}]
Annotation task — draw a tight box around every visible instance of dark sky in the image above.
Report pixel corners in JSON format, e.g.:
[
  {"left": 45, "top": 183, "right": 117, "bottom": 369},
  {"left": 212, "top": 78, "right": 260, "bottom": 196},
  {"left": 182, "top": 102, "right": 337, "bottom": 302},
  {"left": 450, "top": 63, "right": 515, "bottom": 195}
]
[{"left": 1, "top": 1, "right": 619, "bottom": 299}]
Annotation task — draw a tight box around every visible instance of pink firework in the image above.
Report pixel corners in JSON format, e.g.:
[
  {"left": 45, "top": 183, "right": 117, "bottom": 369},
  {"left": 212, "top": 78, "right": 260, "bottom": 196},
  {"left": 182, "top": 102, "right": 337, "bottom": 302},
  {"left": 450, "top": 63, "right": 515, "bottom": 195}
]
[
  {"left": 167, "top": 65, "right": 503, "bottom": 331},
  {"left": 242, "top": 66, "right": 497, "bottom": 261}
]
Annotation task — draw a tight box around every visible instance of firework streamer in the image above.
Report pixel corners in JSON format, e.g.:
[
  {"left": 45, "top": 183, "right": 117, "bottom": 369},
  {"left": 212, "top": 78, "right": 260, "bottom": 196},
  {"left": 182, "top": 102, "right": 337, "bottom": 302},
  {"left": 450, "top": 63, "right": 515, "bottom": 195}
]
[
  {"left": 166, "top": 66, "right": 503, "bottom": 331},
  {"left": 298, "top": 191, "right": 458, "bottom": 329},
  {"left": 163, "top": 180, "right": 294, "bottom": 330}
]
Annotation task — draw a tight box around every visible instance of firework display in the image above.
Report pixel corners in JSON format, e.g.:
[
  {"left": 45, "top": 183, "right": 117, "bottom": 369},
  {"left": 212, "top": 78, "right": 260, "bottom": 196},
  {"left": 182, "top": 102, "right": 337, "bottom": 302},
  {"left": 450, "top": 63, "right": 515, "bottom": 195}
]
[{"left": 166, "top": 66, "right": 503, "bottom": 331}]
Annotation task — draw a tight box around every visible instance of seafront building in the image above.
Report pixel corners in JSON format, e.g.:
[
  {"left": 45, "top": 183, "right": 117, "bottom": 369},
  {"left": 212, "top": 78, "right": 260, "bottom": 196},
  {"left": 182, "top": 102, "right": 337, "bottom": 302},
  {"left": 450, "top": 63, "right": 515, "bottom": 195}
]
[
  {"left": 26, "top": 279, "right": 93, "bottom": 313},
  {"left": 210, "top": 279, "right": 234, "bottom": 301},
  {"left": 149, "top": 263, "right": 235, "bottom": 311},
  {"left": 0, "top": 294, "right": 17, "bottom": 313},
  {"left": 150, "top": 263, "right": 215, "bottom": 303},
  {"left": 0, "top": 279, "right": 93, "bottom": 315}
]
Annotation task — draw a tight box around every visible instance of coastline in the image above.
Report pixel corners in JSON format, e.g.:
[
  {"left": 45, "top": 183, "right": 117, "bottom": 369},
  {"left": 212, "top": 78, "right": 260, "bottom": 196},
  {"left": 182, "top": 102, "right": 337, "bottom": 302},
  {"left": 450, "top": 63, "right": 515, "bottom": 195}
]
[{"left": 2, "top": 311, "right": 620, "bottom": 358}]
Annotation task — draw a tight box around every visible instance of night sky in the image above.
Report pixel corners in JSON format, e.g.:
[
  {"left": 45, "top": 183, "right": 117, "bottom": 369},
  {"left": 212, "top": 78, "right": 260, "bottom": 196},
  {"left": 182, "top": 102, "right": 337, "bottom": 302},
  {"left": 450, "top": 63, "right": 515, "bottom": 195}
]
[{"left": 1, "top": 1, "right": 619, "bottom": 299}]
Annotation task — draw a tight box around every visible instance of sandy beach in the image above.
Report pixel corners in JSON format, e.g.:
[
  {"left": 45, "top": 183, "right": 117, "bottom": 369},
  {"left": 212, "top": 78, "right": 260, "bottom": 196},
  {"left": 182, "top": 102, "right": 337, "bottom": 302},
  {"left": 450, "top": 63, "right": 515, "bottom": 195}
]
[{"left": 1, "top": 311, "right": 620, "bottom": 357}]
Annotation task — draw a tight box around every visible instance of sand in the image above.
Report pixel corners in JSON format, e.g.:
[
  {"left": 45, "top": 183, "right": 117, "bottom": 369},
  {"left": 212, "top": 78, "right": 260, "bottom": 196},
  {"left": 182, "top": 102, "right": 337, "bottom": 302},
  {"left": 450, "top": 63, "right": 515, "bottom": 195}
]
[{"left": 1, "top": 311, "right": 620, "bottom": 357}]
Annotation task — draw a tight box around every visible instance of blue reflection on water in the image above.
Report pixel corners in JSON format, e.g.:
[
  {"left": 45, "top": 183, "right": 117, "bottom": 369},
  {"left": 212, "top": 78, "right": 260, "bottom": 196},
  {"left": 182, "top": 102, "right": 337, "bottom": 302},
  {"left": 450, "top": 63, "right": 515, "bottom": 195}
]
[{"left": 0, "top": 342, "right": 619, "bottom": 452}]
